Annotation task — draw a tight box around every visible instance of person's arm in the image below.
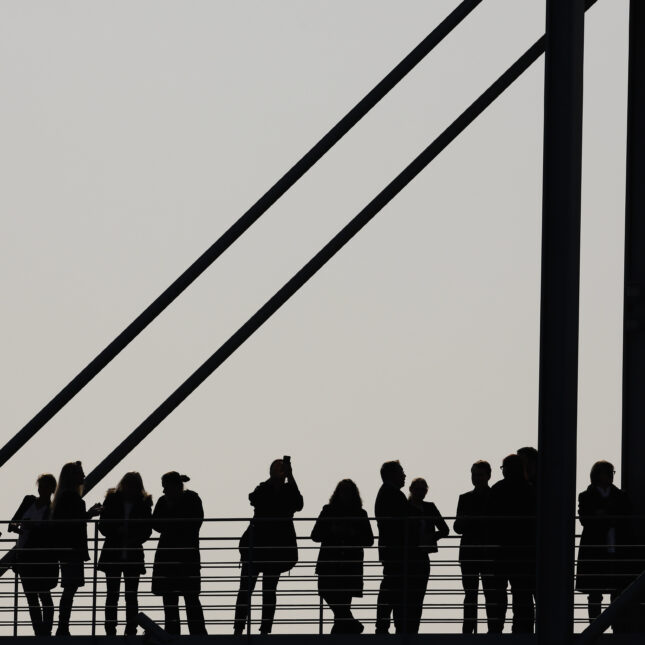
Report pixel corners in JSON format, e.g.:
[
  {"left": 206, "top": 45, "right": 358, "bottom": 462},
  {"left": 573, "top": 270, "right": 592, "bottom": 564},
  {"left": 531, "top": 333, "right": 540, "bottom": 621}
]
[
  {"left": 152, "top": 498, "right": 166, "bottom": 534},
  {"left": 286, "top": 475, "right": 304, "bottom": 513},
  {"left": 136, "top": 499, "right": 154, "bottom": 544},
  {"left": 8, "top": 496, "right": 33, "bottom": 533},
  {"left": 311, "top": 506, "right": 329, "bottom": 543},
  {"left": 98, "top": 496, "right": 120, "bottom": 538},
  {"left": 453, "top": 494, "right": 468, "bottom": 535},
  {"left": 431, "top": 504, "right": 450, "bottom": 540},
  {"left": 359, "top": 510, "right": 375, "bottom": 548}
]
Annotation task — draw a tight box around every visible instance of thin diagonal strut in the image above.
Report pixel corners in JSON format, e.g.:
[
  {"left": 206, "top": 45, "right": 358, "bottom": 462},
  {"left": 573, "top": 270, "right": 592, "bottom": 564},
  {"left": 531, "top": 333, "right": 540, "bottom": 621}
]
[
  {"left": 0, "top": 0, "right": 484, "bottom": 470},
  {"left": 84, "top": 0, "right": 601, "bottom": 494}
]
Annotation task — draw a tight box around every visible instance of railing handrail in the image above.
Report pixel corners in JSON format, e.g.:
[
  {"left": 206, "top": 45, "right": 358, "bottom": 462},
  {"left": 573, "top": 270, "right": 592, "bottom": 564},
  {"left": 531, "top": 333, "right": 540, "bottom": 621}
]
[{"left": 0, "top": 0, "right": 485, "bottom": 474}]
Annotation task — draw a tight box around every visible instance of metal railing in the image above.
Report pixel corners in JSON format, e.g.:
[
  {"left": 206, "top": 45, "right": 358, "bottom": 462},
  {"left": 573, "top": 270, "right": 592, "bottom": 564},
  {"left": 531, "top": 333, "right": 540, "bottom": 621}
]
[{"left": 1, "top": 515, "right": 643, "bottom": 636}]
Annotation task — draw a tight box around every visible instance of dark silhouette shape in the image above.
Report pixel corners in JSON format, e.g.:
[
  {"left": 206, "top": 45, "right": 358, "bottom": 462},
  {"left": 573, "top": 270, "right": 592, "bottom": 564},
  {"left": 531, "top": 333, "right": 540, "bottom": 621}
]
[
  {"left": 98, "top": 472, "right": 153, "bottom": 636},
  {"left": 51, "top": 462, "right": 102, "bottom": 636},
  {"left": 454, "top": 460, "right": 496, "bottom": 634},
  {"left": 517, "top": 447, "right": 538, "bottom": 487},
  {"left": 406, "top": 477, "right": 449, "bottom": 634},
  {"left": 8, "top": 474, "right": 58, "bottom": 635},
  {"left": 311, "top": 479, "right": 374, "bottom": 634},
  {"left": 486, "top": 454, "right": 536, "bottom": 634},
  {"left": 576, "top": 461, "right": 632, "bottom": 629},
  {"left": 234, "top": 458, "right": 304, "bottom": 635},
  {"left": 374, "top": 460, "right": 416, "bottom": 634},
  {"left": 151, "top": 472, "right": 206, "bottom": 635}
]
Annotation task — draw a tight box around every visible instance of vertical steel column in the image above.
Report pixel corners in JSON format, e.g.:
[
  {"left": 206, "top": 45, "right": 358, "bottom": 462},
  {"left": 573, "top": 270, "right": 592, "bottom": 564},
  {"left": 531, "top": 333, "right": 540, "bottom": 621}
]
[
  {"left": 536, "top": 1, "right": 585, "bottom": 644},
  {"left": 622, "top": 0, "right": 645, "bottom": 522}
]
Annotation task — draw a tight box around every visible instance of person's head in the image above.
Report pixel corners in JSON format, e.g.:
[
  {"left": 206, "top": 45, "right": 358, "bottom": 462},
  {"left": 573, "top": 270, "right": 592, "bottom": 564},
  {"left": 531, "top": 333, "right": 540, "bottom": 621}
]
[
  {"left": 52, "top": 461, "right": 85, "bottom": 510},
  {"left": 471, "top": 460, "right": 491, "bottom": 488},
  {"left": 590, "top": 461, "right": 615, "bottom": 488},
  {"left": 517, "top": 446, "right": 538, "bottom": 483},
  {"left": 329, "top": 479, "right": 363, "bottom": 510},
  {"left": 269, "top": 459, "right": 286, "bottom": 483},
  {"left": 408, "top": 477, "right": 428, "bottom": 503},
  {"left": 380, "top": 460, "right": 405, "bottom": 489},
  {"left": 37, "top": 473, "right": 57, "bottom": 500},
  {"left": 161, "top": 471, "right": 189, "bottom": 500},
  {"left": 501, "top": 454, "right": 524, "bottom": 481},
  {"left": 116, "top": 471, "right": 149, "bottom": 502}
]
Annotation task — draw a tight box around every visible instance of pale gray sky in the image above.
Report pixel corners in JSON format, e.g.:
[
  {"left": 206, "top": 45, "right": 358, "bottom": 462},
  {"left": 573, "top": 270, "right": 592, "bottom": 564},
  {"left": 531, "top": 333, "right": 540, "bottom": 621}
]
[{"left": 0, "top": 0, "right": 629, "bottom": 536}]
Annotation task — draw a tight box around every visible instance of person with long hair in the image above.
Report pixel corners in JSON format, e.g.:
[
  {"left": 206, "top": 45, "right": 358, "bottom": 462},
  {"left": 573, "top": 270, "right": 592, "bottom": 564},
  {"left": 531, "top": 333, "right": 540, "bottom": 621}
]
[
  {"left": 8, "top": 474, "right": 58, "bottom": 635},
  {"left": 234, "top": 458, "right": 304, "bottom": 635},
  {"left": 311, "top": 479, "right": 373, "bottom": 634},
  {"left": 51, "top": 461, "right": 101, "bottom": 635},
  {"left": 97, "top": 472, "right": 153, "bottom": 635},
  {"left": 151, "top": 472, "right": 207, "bottom": 635}
]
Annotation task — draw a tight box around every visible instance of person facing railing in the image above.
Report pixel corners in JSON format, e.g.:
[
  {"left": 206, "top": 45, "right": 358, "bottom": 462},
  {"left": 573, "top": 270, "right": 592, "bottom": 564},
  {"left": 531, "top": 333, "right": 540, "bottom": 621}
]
[
  {"left": 97, "top": 472, "right": 152, "bottom": 636},
  {"left": 8, "top": 473, "right": 58, "bottom": 636},
  {"left": 234, "top": 457, "right": 304, "bottom": 635},
  {"left": 311, "top": 479, "right": 374, "bottom": 634}
]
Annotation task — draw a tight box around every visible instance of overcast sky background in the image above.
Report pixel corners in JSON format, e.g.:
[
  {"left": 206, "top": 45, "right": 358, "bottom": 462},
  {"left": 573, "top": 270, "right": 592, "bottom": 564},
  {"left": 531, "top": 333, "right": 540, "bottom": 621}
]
[{"left": 0, "top": 0, "right": 630, "bottom": 538}]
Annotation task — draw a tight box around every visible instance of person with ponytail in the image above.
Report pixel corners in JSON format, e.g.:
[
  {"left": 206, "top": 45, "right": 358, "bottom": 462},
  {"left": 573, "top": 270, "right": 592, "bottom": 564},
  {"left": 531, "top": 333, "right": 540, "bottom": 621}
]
[
  {"left": 151, "top": 472, "right": 206, "bottom": 635},
  {"left": 50, "top": 461, "right": 101, "bottom": 636}
]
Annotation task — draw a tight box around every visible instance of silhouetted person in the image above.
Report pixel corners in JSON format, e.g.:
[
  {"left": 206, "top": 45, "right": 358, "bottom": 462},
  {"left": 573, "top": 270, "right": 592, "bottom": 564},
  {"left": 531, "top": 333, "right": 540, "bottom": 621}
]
[
  {"left": 454, "top": 460, "right": 496, "bottom": 634},
  {"left": 407, "top": 477, "right": 449, "bottom": 634},
  {"left": 311, "top": 479, "right": 374, "bottom": 634},
  {"left": 151, "top": 472, "right": 206, "bottom": 635},
  {"left": 98, "top": 472, "right": 153, "bottom": 635},
  {"left": 234, "top": 457, "right": 304, "bottom": 635},
  {"left": 517, "top": 447, "right": 538, "bottom": 487},
  {"left": 8, "top": 474, "right": 58, "bottom": 635},
  {"left": 576, "top": 460, "right": 631, "bottom": 627},
  {"left": 486, "top": 454, "right": 536, "bottom": 634},
  {"left": 374, "top": 460, "right": 415, "bottom": 634},
  {"left": 51, "top": 461, "right": 102, "bottom": 636}
]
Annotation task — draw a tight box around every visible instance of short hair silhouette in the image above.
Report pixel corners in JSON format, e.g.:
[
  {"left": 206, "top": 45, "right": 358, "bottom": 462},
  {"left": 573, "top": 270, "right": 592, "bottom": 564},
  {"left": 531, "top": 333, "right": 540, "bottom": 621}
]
[
  {"left": 590, "top": 460, "right": 614, "bottom": 485},
  {"left": 409, "top": 477, "right": 428, "bottom": 490},
  {"left": 471, "top": 460, "right": 491, "bottom": 476},
  {"left": 501, "top": 454, "right": 524, "bottom": 479},
  {"left": 161, "top": 471, "right": 190, "bottom": 488},
  {"left": 329, "top": 479, "right": 363, "bottom": 509},
  {"left": 380, "top": 460, "right": 402, "bottom": 483},
  {"left": 517, "top": 447, "right": 538, "bottom": 461},
  {"left": 37, "top": 473, "right": 57, "bottom": 491}
]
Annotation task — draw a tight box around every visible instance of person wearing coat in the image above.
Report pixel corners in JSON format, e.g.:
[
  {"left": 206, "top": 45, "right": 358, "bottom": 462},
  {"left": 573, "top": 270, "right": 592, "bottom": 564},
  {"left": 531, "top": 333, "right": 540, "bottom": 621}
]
[
  {"left": 454, "top": 460, "right": 496, "bottom": 634},
  {"left": 234, "top": 457, "right": 304, "bottom": 635},
  {"left": 407, "top": 477, "right": 450, "bottom": 634},
  {"left": 8, "top": 474, "right": 58, "bottom": 635},
  {"left": 98, "top": 472, "right": 153, "bottom": 635},
  {"left": 311, "top": 479, "right": 374, "bottom": 634},
  {"left": 151, "top": 472, "right": 206, "bottom": 635},
  {"left": 576, "top": 460, "right": 632, "bottom": 626},
  {"left": 51, "top": 461, "right": 102, "bottom": 636}
]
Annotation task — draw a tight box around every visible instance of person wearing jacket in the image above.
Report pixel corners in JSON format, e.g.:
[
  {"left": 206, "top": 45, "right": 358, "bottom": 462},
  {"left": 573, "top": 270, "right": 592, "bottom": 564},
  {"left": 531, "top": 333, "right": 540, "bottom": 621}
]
[
  {"left": 407, "top": 477, "right": 449, "bottom": 633},
  {"left": 8, "top": 474, "right": 58, "bottom": 635},
  {"left": 311, "top": 479, "right": 374, "bottom": 634},
  {"left": 98, "top": 472, "right": 153, "bottom": 635},
  {"left": 151, "top": 472, "right": 206, "bottom": 635},
  {"left": 576, "top": 461, "right": 632, "bottom": 626},
  {"left": 454, "top": 460, "right": 495, "bottom": 633},
  {"left": 51, "top": 461, "right": 102, "bottom": 636},
  {"left": 234, "top": 457, "right": 304, "bottom": 635}
]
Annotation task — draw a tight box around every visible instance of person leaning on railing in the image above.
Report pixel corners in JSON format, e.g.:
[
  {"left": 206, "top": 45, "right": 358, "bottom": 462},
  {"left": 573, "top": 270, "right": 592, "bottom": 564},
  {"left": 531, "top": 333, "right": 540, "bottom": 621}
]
[
  {"left": 311, "top": 479, "right": 374, "bottom": 634},
  {"left": 8, "top": 473, "right": 58, "bottom": 636},
  {"left": 234, "top": 457, "right": 304, "bottom": 635},
  {"left": 97, "top": 472, "right": 153, "bottom": 636},
  {"left": 151, "top": 472, "right": 207, "bottom": 636}
]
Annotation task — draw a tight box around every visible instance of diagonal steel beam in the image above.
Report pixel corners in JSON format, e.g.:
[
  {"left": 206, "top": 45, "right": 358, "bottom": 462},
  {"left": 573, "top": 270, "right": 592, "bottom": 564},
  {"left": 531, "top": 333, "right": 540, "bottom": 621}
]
[{"left": 83, "top": 0, "right": 600, "bottom": 495}]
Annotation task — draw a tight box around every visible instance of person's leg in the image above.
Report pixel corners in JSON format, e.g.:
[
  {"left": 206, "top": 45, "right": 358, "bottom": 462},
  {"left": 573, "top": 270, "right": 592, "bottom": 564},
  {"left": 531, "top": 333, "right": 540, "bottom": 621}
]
[
  {"left": 57, "top": 586, "right": 78, "bottom": 636},
  {"left": 376, "top": 568, "right": 400, "bottom": 634},
  {"left": 104, "top": 567, "right": 121, "bottom": 636},
  {"left": 21, "top": 581, "right": 44, "bottom": 636},
  {"left": 39, "top": 592, "right": 54, "bottom": 636},
  {"left": 480, "top": 563, "right": 498, "bottom": 634},
  {"left": 588, "top": 592, "right": 603, "bottom": 622},
  {"left": 460, "top": 561, "right": 479, "bottom": 634},
  {"left": 322, "top": 592, "right": 354, "bottom": 633},
  {"left": 488, "top": 568, "right": 508, "bottom": 633},
  {"left": 184, "top": 593, "right": 207, "bottom": 635},
  {"left": 234, "top": 563, "right": 259, "bottom": 634},
  {"left": 162, "top": 593, "right": 181, "bottom": 635},
  {"left": 509, "top": 573, "right": 534, "bottom": 634},
  {"left": 259, "top": 573, "right": 280, "bottom": 634},
  {"left": 123, "top": 572, "right": 141, "bottom": 635},
  {"left": 405, "top": 559, "right": 429, "bottom": 634}
]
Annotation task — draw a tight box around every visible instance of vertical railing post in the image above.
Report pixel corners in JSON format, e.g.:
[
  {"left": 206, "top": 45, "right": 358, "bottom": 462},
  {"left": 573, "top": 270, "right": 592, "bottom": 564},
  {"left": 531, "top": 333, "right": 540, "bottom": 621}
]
[
  {"left": 247, "top": 520, "right": 254, "bottom": 635},
  {"left": 91, "top": 522, "right": 98, "bottom": 636},
  {"left": 13, "top": 571, "right": 18, "bottom": 636},
  {"left": 319, "top": 596, "right": 323, "bottom": 634},
  {"left": 536, "top": 1, "right": 585, "bottom": 644}
]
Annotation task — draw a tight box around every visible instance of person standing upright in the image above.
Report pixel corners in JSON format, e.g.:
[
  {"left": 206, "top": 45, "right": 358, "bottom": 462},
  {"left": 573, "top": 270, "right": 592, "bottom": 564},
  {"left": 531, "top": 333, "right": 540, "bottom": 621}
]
[
  {"left": 454, "top": 460, "right": 496, "bottom": 633},
  {"left": 151, "top": 472, "right": 206, "bottom": 635},
  {"left": 234, "top": 457, "right": 304, "bottom": 635}
]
